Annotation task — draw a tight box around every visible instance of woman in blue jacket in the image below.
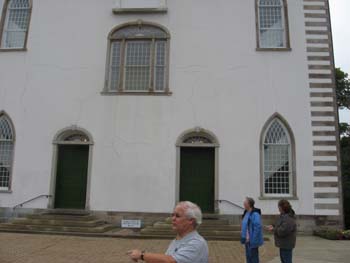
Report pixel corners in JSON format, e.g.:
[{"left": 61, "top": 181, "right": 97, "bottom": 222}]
[{"left": 241, "top": 197, "right": 264, "bottom": 263}]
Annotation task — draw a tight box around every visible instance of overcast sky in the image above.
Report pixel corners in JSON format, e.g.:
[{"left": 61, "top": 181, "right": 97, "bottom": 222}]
[{"left": 330, "top": 0, "right": 349, "bottom": 123}]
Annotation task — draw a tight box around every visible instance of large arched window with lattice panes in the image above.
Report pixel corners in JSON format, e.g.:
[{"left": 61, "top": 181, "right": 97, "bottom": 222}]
[
  {"left": 104, "top": 21, "right": 170, "bottom": 94},
  {"left": 256, "top": 0, "right": 290, "bottom": 49},
  {"left": 0, "top": 113, "right": 15, "bottom": 191},
  {"left": 0, "top": 0, "right": 32, "bottom": 49},
  {"left": 262, "top": 117, "right": 295, "bottom": 196}
]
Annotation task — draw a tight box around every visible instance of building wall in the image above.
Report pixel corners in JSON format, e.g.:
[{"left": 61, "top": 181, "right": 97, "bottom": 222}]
[{"left": 0, "top": 0, "right": 341, "bottom": 221}]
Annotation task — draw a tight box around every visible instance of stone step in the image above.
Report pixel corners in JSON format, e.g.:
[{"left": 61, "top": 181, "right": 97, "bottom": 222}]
[
  {"left": 141, "top": 215, "right": 247, "bottom": 241},
  {"left": 199, "top": 225, "right": 240, "bottom": 231},
  {"left": 140, "top": 230, "right": 268, "bottom": 241},
  {"left": 138, "top": 234, "right": 269, "bottom": 241},
  {"left": 26, "top": 213, "right": 96, "bottom": 221},
  {"left": 0, "top": 223, "right": 115, "bottom": 233},
  {"left": 202, "top": 214, "right": 223, "bottom": 219},
  {"left": 201, "top": 220, "right": 231, "bottom": 226},
  {"left": 0, "top": 210, "right": 120, "bottom": 236},
  {"left": 44, "top": 209, "right": 91, "bottom": 216},
  {"left": 141, "top": 228, "right": 240, "bottom": 236},
  {"left": 153, "top": 222, "right": 241, "bottom": 231},
  {"left": 163, "top": 218, "right": 230, "bottom": 226},
  {"left": 0, "top": 228, "right": 115, "bottom": 238},
  {"left": 165, "top": 217, "right": 230, "bottom": 225},
  {"left": 11, "top": 218, "right": 105, "bottom": 227},
  {"left": 138, "top": 234, "right": 242, "bottom": 241}
]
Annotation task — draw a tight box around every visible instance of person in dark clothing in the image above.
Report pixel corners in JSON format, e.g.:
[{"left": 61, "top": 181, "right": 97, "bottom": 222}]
[{"left": 266, "top": 199, "right": 297, "bottom": 263}]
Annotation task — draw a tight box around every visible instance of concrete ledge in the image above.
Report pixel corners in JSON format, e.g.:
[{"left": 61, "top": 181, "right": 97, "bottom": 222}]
[
  {"left": 113, "top": 0, "right": 167, "bottom": 14},
  {"left": 112, "top": 7, "right": 167, "bottom": 14}
]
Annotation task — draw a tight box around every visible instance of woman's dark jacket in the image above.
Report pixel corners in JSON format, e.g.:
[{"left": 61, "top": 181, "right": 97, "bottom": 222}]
[{"left": 274, "top": 210, "right": 297, "bottom": 249}]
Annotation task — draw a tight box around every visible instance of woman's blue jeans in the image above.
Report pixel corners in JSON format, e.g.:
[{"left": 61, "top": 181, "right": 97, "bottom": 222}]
[
  {"left": 280, "top": 248, "right": 293, "bottom": 263},
  {"left": 245, "top": 243, "right": 259, "bottom": 263}
]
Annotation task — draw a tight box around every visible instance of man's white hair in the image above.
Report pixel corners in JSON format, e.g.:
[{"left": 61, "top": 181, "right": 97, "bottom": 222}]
[{"left": 177, "top": 201, "right": 203, "bottom": 228}]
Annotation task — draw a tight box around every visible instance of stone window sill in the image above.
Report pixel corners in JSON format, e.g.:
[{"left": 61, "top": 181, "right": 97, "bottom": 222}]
[
  {"left": 0, "top": 48, "right": 27, "bottom": 52},
  {"left": 101, "top": 91, "right": 172, "bottom": 96},
  {"left": 0, "top": 190, "right": 12, "bottom": 194},
  {"left": 259, "top": 196, "right": 298, "bottom": 200},
  {"left": 256, "top": 47, "right": 292, "bottom": 52}
]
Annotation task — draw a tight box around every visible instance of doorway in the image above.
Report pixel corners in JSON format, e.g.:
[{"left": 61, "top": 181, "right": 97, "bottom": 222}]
[
  {"left": 180, "top": 147, "right": 215, "bottom": 213},
  {"left": 176, "top": 127, "right": 219, "bottom": 214},
  {"left": 54, "top": 145, "right": 89, "bottom": 209},
  {"left": 50, "top": 127, "right": 93, "bottom": 210}
]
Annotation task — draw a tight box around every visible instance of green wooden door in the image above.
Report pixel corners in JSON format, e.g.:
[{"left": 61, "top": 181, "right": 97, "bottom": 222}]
[
  {"left": 180, "top": 147, "right": 215, "bottom": 213},
  {"left": 54, "top": 145, "right": 89, "bottom": 209}
]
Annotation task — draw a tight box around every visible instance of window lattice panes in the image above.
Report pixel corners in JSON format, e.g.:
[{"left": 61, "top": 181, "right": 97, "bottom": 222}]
[
  {"left": 1, "top": 0, "right": 31, "bottom": 49},
  {"left": 183, "top": 136, "right": 212, "bottom": 144},
  {"left": 110, "top": 25, "right": 168, "bottom": 39},
  {"left": 64, "top": 134, "right": 90, "bottom": 143},
  {"left": 263, "top": 119, "right": 291, "bottom": 195},
  {"left": 106, "top": 23, "right": 169, "bottom": 93},
  {"left": 258, "top": 0, "right": 286, "bottom": 48},
  {"left": 155, "top": 41, "right": 166, "bottom": 91},
  {"left": 0, "top": 115, "right": 14, "bottom": 190},
  {"left": 124, "top": 41, "right": 151, "bottom": 91},
  {"left": 109, "top": 42, "right": 121, "bottom": 91}
]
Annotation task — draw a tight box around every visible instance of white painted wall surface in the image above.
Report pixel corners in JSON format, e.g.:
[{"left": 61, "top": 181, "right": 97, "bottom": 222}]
[{"left": 0, "top": 0, "right": 315, "bottom": 215}]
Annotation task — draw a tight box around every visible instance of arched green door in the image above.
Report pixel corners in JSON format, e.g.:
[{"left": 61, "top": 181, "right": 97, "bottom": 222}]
[{"left": 180, "top": 147, "right": 215, "bottom": 213}]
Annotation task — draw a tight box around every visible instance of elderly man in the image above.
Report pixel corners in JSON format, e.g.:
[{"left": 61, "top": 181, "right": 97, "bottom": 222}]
[{"left": 127, "top": 201, "right": 209, "bottom": 263}]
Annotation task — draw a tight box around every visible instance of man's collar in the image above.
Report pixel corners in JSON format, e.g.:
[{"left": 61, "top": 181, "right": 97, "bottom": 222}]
[{"left": 176, "top": 230, "right": 197, "bottom": 240}]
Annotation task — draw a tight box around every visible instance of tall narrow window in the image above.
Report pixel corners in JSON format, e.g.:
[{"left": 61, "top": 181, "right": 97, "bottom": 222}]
[
  {"left": 256, "top": 0, "right": 290, "bottom": 49},
  {"left": 0, "top": 113, "right": 15, "bottom": 191},
  {"left": 262, "top": 117, "right": 295, "bottom": 196},
  {"left": 105, "top": 21, "right": 170, "bottom": 94},
  {"left": 0, "top": 0, "right": 32, "bottom": 49}
]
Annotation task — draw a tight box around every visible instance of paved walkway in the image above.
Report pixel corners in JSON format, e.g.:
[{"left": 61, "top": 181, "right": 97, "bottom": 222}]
[
  {"left": 1, "top": 233, "right": 349, "bottom": 263},
  {"left": 268, "top": 236, "right": 350, "bottom": 263},
  {"left": 0, "top": 232, "right": 276, "bottom": 263}
]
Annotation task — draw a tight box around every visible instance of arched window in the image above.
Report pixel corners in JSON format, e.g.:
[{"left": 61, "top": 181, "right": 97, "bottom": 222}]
[
  {"left": 261, "top": 116, "right": 296, "bottom": 196},
  {"left": 0, "top": 0, "right": 32, "bottom": 49},
  {"left": 183, "top": 135, "right": 213, "bottom": 144},
  {"left": 256, "top": 0, "right": 290, "bottom": 49},
  {"left": 64, "top": 134, "right": 90, "bottom": 143},
  {"left": 53, "top": 126, "right": 93, "bottom": 145},
  {"left": 176, "top": 127, "right": 220, "bottom": 147},
  {"left": 0, "top": 113, "right": 15, "bottom": 191},
  {"left": 104, "top": 21, "right": 170, "bottom": 95}
]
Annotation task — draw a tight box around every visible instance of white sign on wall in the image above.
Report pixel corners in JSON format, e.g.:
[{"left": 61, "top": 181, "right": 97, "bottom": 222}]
[
  {"left": 121, "top": 219, "right": 142, "bottom": 229},
  {"left": 121, "top": 0, "right": 166, "bottom": 9},
  {"left": 113, "top": 0, "right": 167, "bottom": 13}
]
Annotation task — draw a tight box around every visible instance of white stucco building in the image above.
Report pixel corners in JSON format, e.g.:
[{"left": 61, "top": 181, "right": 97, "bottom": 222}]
[{"left": 0, "top": 0, "right": 343, "bottom": 227}]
